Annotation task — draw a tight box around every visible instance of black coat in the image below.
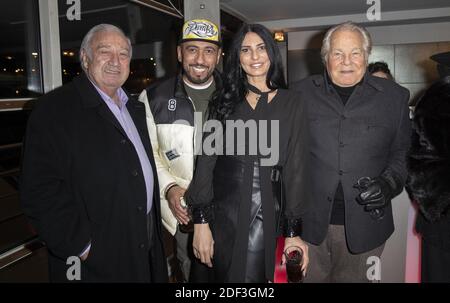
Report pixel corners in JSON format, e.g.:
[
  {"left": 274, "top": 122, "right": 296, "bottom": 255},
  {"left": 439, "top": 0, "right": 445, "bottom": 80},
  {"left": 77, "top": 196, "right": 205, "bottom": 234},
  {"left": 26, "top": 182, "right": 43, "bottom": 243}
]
[
  {"left": 293, "top": 72, "right": 411, "bottom": 254},
  {"left": 20, "top": 74, "right": 168, "bottom": 282},
  {"left": 186, "top": 89, "right": 310, "bottom": 282},
  {"left": 406, "top": 79, "right": 450, "bottom": 252}
]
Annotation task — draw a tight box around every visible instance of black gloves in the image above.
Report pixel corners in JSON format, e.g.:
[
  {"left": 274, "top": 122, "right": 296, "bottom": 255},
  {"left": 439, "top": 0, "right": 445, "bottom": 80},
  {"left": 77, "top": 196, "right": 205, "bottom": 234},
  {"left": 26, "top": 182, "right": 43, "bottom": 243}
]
[{"left": 353, "top": 176, "right": 393, "bottom": 220}]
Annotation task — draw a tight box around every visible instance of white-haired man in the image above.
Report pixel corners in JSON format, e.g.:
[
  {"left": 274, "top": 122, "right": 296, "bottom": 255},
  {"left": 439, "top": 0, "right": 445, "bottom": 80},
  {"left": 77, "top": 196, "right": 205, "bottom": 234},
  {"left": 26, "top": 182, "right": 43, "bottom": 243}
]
[
  {"left": 21, "top": 24, "right": 167, "bottom": 282},
  {"left": 293, "top": 21, "right": 411, "bottom": 282}
]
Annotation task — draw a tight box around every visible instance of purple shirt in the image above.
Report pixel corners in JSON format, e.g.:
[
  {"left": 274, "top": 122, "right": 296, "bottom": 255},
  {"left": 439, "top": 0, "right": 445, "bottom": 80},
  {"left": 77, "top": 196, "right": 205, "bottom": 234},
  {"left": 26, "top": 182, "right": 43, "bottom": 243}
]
[{"left": 92, "top": 83, "right": 154, "bottom": 214}]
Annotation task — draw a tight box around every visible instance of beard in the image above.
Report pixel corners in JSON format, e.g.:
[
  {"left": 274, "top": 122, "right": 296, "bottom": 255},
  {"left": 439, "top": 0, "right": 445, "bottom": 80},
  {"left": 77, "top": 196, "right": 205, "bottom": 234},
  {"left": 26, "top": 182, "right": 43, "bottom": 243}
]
[{"left": 184, "top": 65, "right": 214, "bottom": 85}]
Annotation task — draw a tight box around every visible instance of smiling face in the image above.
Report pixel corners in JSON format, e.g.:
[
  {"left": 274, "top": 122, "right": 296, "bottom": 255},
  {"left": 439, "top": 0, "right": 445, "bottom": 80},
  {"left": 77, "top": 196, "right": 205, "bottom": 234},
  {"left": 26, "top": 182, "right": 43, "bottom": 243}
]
[
  {"left": 178, "top": 40, "right": 221, "bottom": 85},
  {"left": 326, "top": 29, "right": 367, "bottom": 87},
  {"left": 239, "top": 32, "right": 271, "bottom": 82},
  {"left": 81, "top": 30, "right": 131, "bottom": 97}
]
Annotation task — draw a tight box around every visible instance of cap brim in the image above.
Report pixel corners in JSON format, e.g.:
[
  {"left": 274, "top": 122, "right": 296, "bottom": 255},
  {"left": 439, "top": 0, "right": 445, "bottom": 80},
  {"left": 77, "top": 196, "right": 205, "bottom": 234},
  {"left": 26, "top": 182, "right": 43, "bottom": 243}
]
[
  {"left": 430, "top": 51, "right": 450, "bottom": 67},
  {"left": 179, "top": 38, "right": 221, "bottom": 47}
]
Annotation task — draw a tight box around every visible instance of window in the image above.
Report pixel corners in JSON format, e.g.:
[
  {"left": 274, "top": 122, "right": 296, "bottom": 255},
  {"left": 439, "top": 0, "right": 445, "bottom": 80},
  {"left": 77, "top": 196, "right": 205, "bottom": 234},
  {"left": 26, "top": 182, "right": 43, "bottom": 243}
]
[
  {"left": 58, "top": 0, "right": 183, "bottom": 95},
  {"left": 0, "top": 0, "right": 42, "bottom": 99},
  {"left": 0, "top": 0, "right": 38, "bottom": 258}
]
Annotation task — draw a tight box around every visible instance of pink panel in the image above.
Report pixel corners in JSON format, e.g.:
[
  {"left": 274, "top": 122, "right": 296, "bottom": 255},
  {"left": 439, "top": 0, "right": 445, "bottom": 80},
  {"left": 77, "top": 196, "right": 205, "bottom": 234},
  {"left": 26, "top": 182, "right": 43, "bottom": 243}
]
[{"left": 405, "top": 203, "right": 421, "bottom": 283}]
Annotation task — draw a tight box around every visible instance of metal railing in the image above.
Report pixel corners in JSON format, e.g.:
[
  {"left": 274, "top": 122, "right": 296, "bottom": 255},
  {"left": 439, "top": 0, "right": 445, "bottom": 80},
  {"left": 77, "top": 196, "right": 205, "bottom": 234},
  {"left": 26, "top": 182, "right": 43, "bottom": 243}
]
[
  {"left": 0, "top": 143, "right": 22, "bottom": 152},
  {"left": 0, "top": 238, "right": 44, "bottom": 271}
]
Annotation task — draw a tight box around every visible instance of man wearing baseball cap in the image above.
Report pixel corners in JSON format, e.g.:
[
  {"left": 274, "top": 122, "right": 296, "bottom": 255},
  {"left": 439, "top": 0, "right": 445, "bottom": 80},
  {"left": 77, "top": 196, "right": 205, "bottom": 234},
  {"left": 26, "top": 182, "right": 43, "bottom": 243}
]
[{"left": 139, "top": 18, "right": 221, "bottom": 282}]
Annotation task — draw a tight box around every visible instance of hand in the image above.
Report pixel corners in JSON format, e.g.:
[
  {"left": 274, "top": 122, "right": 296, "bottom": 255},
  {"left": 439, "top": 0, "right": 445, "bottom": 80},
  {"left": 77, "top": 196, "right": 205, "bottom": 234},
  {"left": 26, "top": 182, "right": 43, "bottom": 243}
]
[
  {"left": 80, "top": 248, "right": 90, "bottom": 261},
  {"left": 282, "top": 236, "right": 309, "bottom": 274},
  {"left": 354, "top": 177, "right": 391, "bottom": 213},
  {"left": 166, "top": 185, "right": 190, "bottom": 225},
  {"left": 193, "top": 223, "right": 214, "bottom": 268}
]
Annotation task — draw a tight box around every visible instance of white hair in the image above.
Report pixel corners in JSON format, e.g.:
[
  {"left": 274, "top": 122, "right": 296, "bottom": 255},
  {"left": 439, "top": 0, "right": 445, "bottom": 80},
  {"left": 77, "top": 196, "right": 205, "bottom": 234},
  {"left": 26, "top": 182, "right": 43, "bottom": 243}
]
[
  {"left": 79, "top": 24, "right": 132, "bottom": 71},
  {"left": 321, "top": 21, "right": 372, "bottom": 65}
]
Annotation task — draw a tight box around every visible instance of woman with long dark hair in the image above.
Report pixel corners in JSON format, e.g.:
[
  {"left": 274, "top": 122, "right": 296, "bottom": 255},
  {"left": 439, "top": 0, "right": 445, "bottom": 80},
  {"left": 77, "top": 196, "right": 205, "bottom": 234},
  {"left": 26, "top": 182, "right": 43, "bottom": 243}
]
[{"left": 185, "top": 23, "right": 310, "bottom": 282}]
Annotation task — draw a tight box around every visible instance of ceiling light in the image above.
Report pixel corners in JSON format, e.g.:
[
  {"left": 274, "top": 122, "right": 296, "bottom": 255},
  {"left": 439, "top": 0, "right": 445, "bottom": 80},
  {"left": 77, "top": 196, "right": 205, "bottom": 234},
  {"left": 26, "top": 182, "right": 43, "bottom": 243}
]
[{"left": 274, "top": 31, "right": 285, "bottom": 42}]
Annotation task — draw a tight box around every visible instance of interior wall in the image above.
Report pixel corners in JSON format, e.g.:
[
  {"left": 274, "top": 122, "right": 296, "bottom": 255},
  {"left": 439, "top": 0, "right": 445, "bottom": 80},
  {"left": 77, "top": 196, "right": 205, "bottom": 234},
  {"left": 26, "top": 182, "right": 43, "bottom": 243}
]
[
  {"left": 288, "top": 40, "right": 450, "bottom": 100},
  {"left": 287, "top": 21, "right": 450, "bottom": 93},
  {"left": 286, "top": 22, "right": 450, "bottom": 283},
  {"left": 288, "top": 22, "right": 450, "bottom": 50}
]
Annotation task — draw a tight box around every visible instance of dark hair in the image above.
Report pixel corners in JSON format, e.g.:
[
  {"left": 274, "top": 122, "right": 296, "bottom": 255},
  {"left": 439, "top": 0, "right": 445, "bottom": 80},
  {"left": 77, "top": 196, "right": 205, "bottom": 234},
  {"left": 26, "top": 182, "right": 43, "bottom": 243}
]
[
  {"left": 412, "top": 77, "right": 450, "bottom": 155},
  {"left": 209, "top": 23, "right": 287, "bottom": 123},
  {"left": 368, "top": 61, "right": 393, "bottom": 80},
  {"left": 437, "top": 64, "right": 450, "bottom": 79}
]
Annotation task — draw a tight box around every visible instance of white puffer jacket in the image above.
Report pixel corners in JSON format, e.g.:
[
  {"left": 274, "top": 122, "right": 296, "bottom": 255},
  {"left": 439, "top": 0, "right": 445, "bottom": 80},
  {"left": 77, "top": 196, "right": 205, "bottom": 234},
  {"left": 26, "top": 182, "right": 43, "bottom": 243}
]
[{"left": 138, "top": 75, "right": 198, "bottom": 235}]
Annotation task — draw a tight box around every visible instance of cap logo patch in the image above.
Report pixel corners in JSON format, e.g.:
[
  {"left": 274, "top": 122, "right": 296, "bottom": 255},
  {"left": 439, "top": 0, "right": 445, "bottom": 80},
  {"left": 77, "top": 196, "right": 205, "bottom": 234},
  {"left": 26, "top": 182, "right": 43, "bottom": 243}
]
[
  {"left": 181, "top": 19, "right": 220, "bottom": 44},
  {"left": 185, "top": 21, "right": 217, "bottom": 39}
]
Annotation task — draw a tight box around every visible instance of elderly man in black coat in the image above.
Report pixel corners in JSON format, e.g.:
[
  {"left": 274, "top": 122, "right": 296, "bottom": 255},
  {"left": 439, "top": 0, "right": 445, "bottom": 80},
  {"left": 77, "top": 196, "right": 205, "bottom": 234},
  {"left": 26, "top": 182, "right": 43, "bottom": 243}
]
[
  {"left": 20, "top": 24, "right": 168, "bottom": 282},
  {"left": 293, "top": 21, "right": 411, "bottom": 282}
]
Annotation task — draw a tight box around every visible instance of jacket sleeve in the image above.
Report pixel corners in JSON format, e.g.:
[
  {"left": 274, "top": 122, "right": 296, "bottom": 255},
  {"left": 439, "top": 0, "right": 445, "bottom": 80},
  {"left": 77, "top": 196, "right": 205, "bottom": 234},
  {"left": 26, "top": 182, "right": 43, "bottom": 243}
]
[
  {"left": 282, "top": 92, "right": 311, "bottom": 237},
  {"left": 138, "top": 90, "right": 177, "bottom": 199},
  {"left": 379, "top": 88, "right": 412, "bottom": 197},
  {"left": 184, "top": 152, "right": 217, "bottom": 224},
  {"left": 20, "top": 101, "right": 91, "bottom": 260},
  {"left": 184, "top": 118, "right": 218, "bottom": 224}
]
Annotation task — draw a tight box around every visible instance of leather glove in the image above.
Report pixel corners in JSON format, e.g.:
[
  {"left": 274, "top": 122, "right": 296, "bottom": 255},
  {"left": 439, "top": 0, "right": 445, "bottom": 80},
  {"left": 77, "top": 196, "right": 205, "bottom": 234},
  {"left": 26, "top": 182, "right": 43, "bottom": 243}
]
[{"left": 353, "top": 176, "right": 392, "bottom": 220}]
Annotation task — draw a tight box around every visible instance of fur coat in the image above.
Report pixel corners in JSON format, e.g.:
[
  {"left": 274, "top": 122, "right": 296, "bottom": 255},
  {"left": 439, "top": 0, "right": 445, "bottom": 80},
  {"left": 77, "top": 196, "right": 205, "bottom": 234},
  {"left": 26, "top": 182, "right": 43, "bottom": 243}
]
[{"left": 406, "top": 78, "right": 450, "bottom": 222}]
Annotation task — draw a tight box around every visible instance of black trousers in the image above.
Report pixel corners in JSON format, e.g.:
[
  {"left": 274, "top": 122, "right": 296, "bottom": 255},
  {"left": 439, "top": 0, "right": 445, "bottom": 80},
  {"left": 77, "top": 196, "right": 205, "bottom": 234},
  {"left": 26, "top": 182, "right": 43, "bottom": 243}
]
[
  {"left": 190, "top": 258, "right": 215, "bottom": 282},
  {"left": 244, "top": 161, "right": 266, "bottom": 283},
  {"left": 148, "top": 206, "right": 168, "bottom": 283},
  {"left": 422, "top": 240, "right": 450, "bottom": 283}
]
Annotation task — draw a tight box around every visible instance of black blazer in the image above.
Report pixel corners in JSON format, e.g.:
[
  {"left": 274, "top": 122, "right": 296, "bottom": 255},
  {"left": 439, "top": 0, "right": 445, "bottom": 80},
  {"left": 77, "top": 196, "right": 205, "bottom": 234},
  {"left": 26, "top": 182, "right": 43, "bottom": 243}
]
[
  {"left": 293, "top": 72, "right": 411, "bottom": 254},
  {"left": 20, "top": 74, "right": 168, "bottom": 282}
]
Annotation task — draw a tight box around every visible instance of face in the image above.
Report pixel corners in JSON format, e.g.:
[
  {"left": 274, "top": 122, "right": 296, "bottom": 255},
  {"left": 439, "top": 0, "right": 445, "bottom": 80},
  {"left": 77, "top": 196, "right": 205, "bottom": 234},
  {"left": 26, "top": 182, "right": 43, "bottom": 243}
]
[
  {"left": 81, "top": 30, "right": 131, "bottom": 97},
  {"left": 239, "top": 32, "right": 271, "bottom": 80},
  {"left": 177, "top": 41, "right": 221, "bottom": 85},
  {"left": 326, "top": 30, "right": 367, "bottom": 87}
]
